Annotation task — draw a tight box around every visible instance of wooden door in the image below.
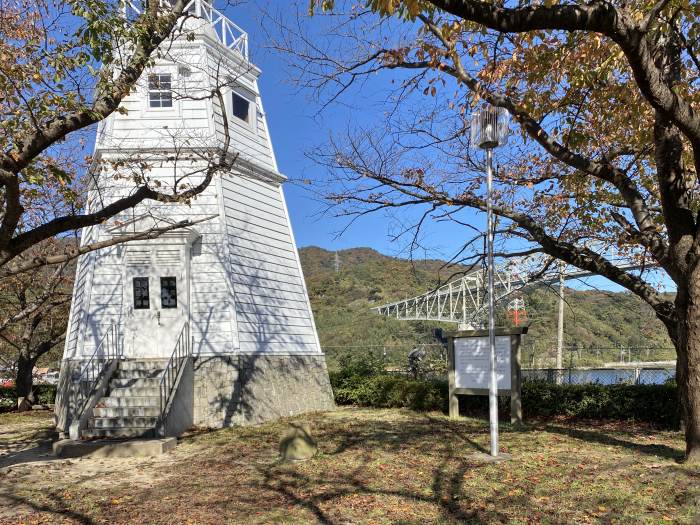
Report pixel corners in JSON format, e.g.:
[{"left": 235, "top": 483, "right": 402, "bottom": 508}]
[{"left": 123, "top": 245, "right": 188, "bottom": 359}]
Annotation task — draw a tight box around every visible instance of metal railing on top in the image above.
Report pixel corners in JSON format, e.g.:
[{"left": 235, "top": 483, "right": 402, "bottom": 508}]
[
  {"left": 158, "top": 322, "right": 191, "bottom": 427},
  {"left": 73, "top": 324, "right": 121, "bottom": 418},
  {"left": 124, "top": 0, "right": 249, "bottom": 59}
]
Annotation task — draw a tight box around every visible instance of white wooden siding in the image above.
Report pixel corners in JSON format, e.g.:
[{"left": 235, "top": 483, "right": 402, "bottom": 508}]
[
  {"left": 222, "top": 173, "right": 320, "bottom": 354},
  {"left": 63, "top": 248, "right": 95, "bottom": 359},
  {"left": 64, "top": 29, "right": 321, "bottom": 359},
  {"left": 208, "top": 49, "right": 276, "bottom": 172},
  {"left": 65, "top": 170, "right": 240, "bottom": 357},
  {"left": 98, "top": 44, "right": 218, "bottom": 152},
  {"left": 81, "top": 243, "right": 123, "bottom": 356}
]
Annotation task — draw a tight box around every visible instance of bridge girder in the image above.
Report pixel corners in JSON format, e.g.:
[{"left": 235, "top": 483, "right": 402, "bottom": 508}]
[{"left": 372, "top": 252, "right": 657, "bottom": 327}]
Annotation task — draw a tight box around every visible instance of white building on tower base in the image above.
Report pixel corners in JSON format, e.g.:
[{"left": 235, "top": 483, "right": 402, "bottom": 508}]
[{"left": 55, "top": 1, "right": 334, "bottom": 440}]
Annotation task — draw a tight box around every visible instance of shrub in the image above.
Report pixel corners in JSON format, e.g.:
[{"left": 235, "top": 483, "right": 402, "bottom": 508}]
[
  {"left": 0, "top": 384, "right": 57, "bottom": 412},
  {"left": 0, "top": 396, "right": 13, "bottom": 412},
  {"left": 332, "top": 373, "right": 448, "bottom": 412},
  {"left": 522, "top": 381, "right": 680, "bottom": 428},
  {"left": 332, "top": 349, "right": 386, "bottom": 382},
  {"left": 35, "top": 384, "right": 57, "bottom": 405},
  {"left": 329, "top": 374, "right": 680, "bottom": 429}
]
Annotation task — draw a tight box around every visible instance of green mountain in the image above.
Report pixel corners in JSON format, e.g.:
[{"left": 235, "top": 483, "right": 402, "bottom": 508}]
[{"left": 299, "top": 246, "right": 676, "bottom": 369}]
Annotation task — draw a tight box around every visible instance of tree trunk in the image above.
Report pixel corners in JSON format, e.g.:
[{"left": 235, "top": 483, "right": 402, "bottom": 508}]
[
  {"left": 676, "top": 272, "right": 700, "bottom": 464},
  {"left": 15, "top": 350, "right": 36, "bottom": 412}
]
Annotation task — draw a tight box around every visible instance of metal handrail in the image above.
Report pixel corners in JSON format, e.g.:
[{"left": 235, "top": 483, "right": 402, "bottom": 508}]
[
  {"left": 158, "top": 322, "right": 191, "bottom": 426},
  {"left": 73, "top": 324, "right": 121, "bottom": 417}
]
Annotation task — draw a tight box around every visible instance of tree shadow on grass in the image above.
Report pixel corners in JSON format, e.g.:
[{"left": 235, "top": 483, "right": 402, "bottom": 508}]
[
  {"left": 326, "top": 411, "right": 490, "bottom": 457},
  {"left": 541, "top": 424, "right": 684, "bottom": 461},
  {"left": 424, "top": 414, "right": 493, "bottom": 454},
  {"left": 1, "top": 492, "right": 97, "bottom": 525},
  {"left": 0, "top": 422, "right": 58, "bottom": 469},
  {"left": 254, "top": 412, "right": 689, "bottom": 524},
  {"left": 255, "top": 412, "right": 513, "bottom": 524},
  {"left": 258, "top": 453, "right": 498, "bottom": 524},
  {"left": 60, "top": 409, "right": 685, "bottom": 525}
]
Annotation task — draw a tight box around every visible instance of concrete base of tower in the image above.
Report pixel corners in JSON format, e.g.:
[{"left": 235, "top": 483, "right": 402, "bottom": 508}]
[
  {"left": 54, "top": 353, "right": 336, "bottom": 437},
  {"left": 192, "top": 353, "right": 336, "bottom": 428}
]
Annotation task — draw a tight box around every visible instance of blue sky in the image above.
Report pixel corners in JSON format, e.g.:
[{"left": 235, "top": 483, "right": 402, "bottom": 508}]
[
  {"left": 229, "top": 2, "right": 477, "bottom": 259},
  {"left": 202, "top": 2, "right": 674, "bottom": 294}
]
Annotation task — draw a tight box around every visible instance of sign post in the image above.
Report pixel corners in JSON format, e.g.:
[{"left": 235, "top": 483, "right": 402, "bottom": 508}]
[{"left": 447, "top": 327, "right": 526, "bottom": 426}]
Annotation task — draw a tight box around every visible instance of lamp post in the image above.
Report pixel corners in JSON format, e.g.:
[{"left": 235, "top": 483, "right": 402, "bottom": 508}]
[{"left": 471, "top": 106, "right": 510, "bottom": 457}]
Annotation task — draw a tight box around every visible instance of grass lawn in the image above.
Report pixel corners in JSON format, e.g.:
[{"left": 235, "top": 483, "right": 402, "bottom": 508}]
[{"left": 0, "top": 407, "right": 698, "bottom": 524}]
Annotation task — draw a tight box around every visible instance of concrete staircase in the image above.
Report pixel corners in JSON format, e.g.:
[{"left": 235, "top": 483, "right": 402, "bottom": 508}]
[{"left": 82, "top": 360, "right": 166, "bottom": 439}]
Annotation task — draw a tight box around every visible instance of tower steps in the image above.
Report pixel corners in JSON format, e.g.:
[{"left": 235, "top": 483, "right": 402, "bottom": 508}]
[{"left": 82, "top": 360, "right": 166, "bottom": 440}]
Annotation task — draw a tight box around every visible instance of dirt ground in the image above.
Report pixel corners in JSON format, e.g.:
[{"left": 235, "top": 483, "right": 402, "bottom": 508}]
[
  {"left": 0, "top": 411, "right": 196, "bottom": 521},
  {"left": 0, "top": 408, "right": 698, "bottom": 524}
]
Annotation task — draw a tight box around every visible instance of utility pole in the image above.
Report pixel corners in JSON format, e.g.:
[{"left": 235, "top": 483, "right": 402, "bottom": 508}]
[
  {"left": 556, "top": 261, "right": 565, "bottom": 384},
  {"left": 334, "top": 251, "right": 340, "bottom": 273}
]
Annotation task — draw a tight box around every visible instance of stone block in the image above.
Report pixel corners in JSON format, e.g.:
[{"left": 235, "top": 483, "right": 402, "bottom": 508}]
[
  {"left": 53, "top": 437, "right": 176, "bottom": 458},
  {"left": 279, "top": 423, "right": 317, "bottom": 462}
]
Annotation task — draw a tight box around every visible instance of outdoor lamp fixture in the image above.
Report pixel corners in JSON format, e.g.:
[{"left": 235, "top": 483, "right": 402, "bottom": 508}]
[{"left": 470, "top": 105, "right": 510, "bottom": 457}]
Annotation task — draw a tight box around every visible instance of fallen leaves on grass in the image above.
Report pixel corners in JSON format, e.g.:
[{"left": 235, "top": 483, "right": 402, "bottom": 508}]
[{"left": 0, "top": 408, "right": 696, "bottom": 525}]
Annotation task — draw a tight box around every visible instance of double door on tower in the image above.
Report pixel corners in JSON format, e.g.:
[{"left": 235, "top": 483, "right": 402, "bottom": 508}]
[{"left": 123, "top": 245, "right": 189, "bottom": 359}]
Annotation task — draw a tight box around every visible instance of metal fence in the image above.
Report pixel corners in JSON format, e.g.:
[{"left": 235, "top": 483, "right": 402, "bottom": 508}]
[
  {"left": 522, "top": 367, "right": 675, "bottom": 385},
  {"left": 521, "top": 344, "right": 676, "bottom": 369},
  {"left": 322, "top": 344, "right": 676, "bottom": 385}
]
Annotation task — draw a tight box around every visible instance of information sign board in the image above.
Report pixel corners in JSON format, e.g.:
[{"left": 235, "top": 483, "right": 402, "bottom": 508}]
[
  {"left": 446, "top": 327, "right": 526, "bottom": 425},
  {"left": 454, "top": 335, "right": 511, "bottom": 391}
]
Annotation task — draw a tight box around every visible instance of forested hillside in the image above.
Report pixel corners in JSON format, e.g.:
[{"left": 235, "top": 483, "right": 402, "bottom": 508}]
[{"left": 299, "top": 247, "right": 675, "bottom": 368}]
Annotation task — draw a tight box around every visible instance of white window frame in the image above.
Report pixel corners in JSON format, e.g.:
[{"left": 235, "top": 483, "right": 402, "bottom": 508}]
[
  {"left": 225, "top": 84, "right": 257, "bottom": 131},
  {"left": 148, "top": 73, "right": 173, "bottom": 109},
  {"left": 143, "top": 66, "right": 180, "bottom": 116}
]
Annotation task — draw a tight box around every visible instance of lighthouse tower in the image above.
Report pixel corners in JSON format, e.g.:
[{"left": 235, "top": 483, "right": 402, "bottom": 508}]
[{"left": 55, "top": 2, "right": 334, "bottom": 439}]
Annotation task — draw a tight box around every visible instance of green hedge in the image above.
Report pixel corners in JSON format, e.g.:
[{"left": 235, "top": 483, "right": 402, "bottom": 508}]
[
  {"left": 0, "top": 384, "right": 57, "bottom": 412},
  {"left": 331, "top": 372, "right": 449, "bottom": 412},
  {"left": 329, "top": 372, "right": 681, "bottom": 429},
  {"left": 521, "top": 381, "right": 680, "bottom": 428}
]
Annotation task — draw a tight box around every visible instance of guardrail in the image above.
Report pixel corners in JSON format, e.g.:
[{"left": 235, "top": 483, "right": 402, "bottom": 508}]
[
  {"left": 73, "top": 324, "right": 121, "bottom": 418},
  {"left": 158, "top": 322, "right": 191, "bottom": 428},
  {"left": 124, "top": 0, "right": 248, "bottom": 59}
]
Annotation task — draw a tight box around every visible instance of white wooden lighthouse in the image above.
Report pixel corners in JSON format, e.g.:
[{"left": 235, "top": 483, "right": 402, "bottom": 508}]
[{"left": 55, "top": 1, "right": 334, "bottom": 440}]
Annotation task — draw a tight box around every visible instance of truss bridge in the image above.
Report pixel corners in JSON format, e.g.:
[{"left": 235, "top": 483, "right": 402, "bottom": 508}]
[{"left": 372, "top": 248, "right": 659, "bottom": 328}]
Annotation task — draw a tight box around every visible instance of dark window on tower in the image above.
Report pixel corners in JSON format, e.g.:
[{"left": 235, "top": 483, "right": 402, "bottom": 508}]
[
  {"left": 160, "top": 277, "right": 177, "bottom": 309},
  {"left": 232, "top": 92, "right": 250, "bottom": 122},
  {"left": 133, "top": 277, "right": 150, "bottom": 309},
  {"left": 148, "top": 73, "right": 173, "bottom": 108}
]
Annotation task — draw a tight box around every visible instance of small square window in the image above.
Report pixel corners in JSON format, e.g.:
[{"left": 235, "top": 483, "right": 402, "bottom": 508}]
[
  {"left": 160, "top": 277, "right": 177, "bottom": 309},
  {"left": 149, "top": 73, "right": 173, "bottom": 108},
  {"left": 232, "top": 92, "right": 250, "bottom": 122},
  {"left": 133, "top": 277, "right": 150, "bottom": 309}
]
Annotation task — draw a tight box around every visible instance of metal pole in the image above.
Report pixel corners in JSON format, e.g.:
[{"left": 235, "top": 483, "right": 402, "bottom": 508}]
[
  {"left": 556, "top": 261, "right": 565, "bottom": 384},
  {"left": 486, "top": 148, "right": 499, "bottom": 457}
]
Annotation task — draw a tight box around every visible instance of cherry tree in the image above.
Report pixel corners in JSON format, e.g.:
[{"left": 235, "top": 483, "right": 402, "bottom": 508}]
[
  {"left": 283, "top": 0, "right": 700, "bottom": 461},
  {"left": 0, "top": 0, "right": 238, "bottom": 275}
]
